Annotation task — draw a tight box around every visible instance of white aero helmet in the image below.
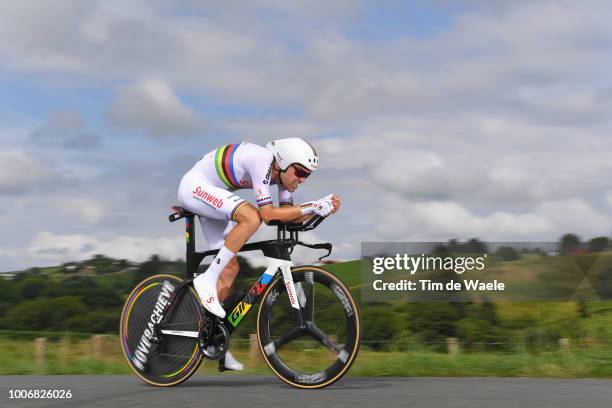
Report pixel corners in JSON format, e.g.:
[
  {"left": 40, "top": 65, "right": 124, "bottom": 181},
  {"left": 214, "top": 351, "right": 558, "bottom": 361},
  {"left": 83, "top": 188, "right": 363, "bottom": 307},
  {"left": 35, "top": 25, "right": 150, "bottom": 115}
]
[{"left": 266, "top": 137, "right": 319, "bottom": 172}]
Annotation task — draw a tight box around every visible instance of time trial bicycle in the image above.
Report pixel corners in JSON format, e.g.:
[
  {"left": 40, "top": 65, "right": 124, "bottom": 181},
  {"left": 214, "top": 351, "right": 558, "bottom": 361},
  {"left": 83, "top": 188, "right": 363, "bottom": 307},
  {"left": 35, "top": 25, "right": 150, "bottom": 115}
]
[{"left": 119, "top": 206, "right": 361, "bottom": 389}]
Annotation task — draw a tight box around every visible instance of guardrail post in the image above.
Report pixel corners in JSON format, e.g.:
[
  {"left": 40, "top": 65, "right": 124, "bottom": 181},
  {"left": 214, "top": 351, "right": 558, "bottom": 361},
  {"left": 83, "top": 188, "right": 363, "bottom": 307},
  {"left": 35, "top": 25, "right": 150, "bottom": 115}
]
[
  {"left": 59, "top": 336, "right": 70, "bottom": 362},
  {"left": 35, "top": 338, "right": 47, "bottom": 363},
  {"left": 249, "top": 333, "right": 261, "bottom": 363},
  {"left": 91, "top": 335, "right": 108, "bottom": 357},
  {"left": 446, "top": 337, "right": 459, "bottom": 355}
]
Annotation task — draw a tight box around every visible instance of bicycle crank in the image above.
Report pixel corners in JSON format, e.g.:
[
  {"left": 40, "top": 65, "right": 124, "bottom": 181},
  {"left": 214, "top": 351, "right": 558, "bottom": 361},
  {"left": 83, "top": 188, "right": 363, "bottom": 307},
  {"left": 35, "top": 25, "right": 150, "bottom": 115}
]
[{"left": 198, "top": 316, "right": 230, "bottom": 360}]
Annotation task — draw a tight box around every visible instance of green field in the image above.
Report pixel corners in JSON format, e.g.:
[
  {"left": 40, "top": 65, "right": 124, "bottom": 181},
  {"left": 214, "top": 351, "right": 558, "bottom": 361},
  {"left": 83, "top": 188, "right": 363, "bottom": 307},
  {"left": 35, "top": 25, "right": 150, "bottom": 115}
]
[
  {"left": 325, "top": 260, "right": 362, "bottom": 288},
  {"left": 2, "top": 335, "right": 612, "bottom": 378}
]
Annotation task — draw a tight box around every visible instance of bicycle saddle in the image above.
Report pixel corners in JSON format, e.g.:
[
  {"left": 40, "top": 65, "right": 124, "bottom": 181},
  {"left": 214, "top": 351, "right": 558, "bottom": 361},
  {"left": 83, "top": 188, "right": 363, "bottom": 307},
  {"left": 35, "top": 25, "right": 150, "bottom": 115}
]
[{"left": 169, "top": 206, "right": 195, "bottom": 222}]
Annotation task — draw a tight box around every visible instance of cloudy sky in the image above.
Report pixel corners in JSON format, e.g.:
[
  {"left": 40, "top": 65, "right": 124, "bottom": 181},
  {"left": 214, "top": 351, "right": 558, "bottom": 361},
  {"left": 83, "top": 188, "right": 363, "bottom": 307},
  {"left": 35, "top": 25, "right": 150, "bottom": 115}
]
[{"left": 1, "top": 0, "right": 611, "bottom": 271}]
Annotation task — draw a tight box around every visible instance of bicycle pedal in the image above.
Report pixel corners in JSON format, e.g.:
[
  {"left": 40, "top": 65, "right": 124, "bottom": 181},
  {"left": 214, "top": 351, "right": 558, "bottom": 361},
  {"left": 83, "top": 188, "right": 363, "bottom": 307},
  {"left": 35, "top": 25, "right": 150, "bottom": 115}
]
[
  {"left": 218, "top": 357, "right": 228, "bottom": 372},
  {"left": 218, "top": 358, "right": 243, "bottom": 372}
]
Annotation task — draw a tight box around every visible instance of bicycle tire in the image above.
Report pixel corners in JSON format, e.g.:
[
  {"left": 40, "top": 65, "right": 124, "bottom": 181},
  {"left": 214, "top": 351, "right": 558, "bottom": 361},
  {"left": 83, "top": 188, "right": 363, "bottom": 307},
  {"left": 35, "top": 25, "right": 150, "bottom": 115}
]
[
  {"left": 256, "top": 266, "right": 361, "bottom": 388},
  {"left": 119, "top": 274, "right": 204, "bottom": 386}
]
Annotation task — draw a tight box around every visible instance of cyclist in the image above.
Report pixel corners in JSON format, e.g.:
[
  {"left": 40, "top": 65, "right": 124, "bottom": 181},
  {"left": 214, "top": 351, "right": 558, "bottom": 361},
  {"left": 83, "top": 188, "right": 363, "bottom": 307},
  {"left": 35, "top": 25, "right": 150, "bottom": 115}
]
[{"left": 177, "top": 138, "right": 340, "bottom": 370}]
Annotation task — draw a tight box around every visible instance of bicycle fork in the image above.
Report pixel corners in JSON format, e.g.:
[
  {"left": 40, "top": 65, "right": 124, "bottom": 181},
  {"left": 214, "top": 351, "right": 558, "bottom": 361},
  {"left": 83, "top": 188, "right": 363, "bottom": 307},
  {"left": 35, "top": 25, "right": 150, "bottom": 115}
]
[{"left": 264, "top": 256, "right": 309, "bottom": 329}]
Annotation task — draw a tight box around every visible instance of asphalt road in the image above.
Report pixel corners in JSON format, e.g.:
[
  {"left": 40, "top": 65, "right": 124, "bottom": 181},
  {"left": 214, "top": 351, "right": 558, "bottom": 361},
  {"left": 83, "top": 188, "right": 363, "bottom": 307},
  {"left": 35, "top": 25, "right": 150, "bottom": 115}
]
[{"left": 1, "top": 375, "right": 611, "bottom": 408}]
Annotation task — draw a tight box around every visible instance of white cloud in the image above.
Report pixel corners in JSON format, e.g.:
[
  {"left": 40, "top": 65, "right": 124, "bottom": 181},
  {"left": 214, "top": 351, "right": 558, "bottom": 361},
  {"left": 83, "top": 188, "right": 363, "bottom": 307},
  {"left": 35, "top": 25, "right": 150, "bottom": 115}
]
[
  {"left": 28, "top": 231, "right": 184, "bottom": 265},
  {"left": 533, "top": 198, "right": 611, "bottom": 238},
  {"left": 0, "top": 150, "right": 57, "bottom": 195},
  {"left": 375, "top": 198, "right": 554, "bottom": 241},
  {"left": 46, "top": 110, "right": 83, "bottom": 131},
  {"left": 0, "top": 249, "right": 17, "bottom": 257},
  {"left": 106, "top": 80, "right": 205, "bottom": 135},
  {"left": 373, "top": 195, "right": 612, "bottom": 242},
  {"left": 303, "top": 1, "right": 612, "bottom": 121},
  {"left": 30, "top": 110, "right": 100, "bottom": 148},
  {"left": 606, "top": 192, "right": 612, "bottom": 210},
  {"left": 50, "top": 198, "right": 106, "bottom": 224},
  {"left": 314, "top": 113, "right": 612, "bottom": 208},
  {"left": 372, "top": 151, "right": 449, "bottom": 198},
  {"left": 223, "top": 118, "right": 322, "bottom": 145},
  {"left": 0, "top": 0, "right": 610, "bottom": 122}
]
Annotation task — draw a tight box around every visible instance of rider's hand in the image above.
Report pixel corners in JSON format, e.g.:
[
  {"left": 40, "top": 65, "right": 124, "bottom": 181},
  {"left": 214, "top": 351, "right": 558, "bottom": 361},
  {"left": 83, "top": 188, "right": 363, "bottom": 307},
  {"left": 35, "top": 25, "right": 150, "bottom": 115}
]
[
  {"left": 312, "top": 194, "right": 334, "bottom": 217},
  {"left": 320, "top": 194, "right": 341, "bottom": 214},
  {"left": 330, "top": 194, "right": 341, "bottom": 214}
]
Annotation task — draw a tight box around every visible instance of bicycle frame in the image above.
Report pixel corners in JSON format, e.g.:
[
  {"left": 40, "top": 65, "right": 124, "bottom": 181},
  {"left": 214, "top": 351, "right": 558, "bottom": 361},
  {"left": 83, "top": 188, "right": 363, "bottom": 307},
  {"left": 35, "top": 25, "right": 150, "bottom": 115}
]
[
  {"left": 164, "top": 207, "right": 331, "bottom": 335},
  {"left": 225, "top": 256, "right": 296, "bottom": 330}
]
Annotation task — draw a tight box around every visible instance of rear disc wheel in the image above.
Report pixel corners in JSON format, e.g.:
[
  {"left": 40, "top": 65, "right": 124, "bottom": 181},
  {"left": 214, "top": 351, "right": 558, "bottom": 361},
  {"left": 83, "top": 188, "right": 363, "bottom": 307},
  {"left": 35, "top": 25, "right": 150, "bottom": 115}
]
[{"left": 119, "top": 274, "right": 204, "bottom": 386}]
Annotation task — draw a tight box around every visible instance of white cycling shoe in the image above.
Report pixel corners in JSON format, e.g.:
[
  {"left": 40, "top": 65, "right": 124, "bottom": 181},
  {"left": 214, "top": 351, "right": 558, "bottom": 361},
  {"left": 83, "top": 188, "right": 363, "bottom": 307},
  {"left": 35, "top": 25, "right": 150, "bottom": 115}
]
[
  {"left": 223, "top": 351, "right": 244, "bottom": 371},
  {"left": 193, "top": 274, "right": 226, "bottom": 318}
]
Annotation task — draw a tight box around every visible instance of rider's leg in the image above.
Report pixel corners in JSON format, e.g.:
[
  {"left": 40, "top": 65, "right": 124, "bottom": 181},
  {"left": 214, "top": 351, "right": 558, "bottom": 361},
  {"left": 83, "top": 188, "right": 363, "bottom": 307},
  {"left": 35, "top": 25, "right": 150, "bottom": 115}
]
[
  {"left": 178, "top": 176, "right": 255, "bottom": 317},
  {"left": 191, "top": 204, "right": 260, "bottom": 370},
  {"left": 193, "top": 203, "right": 261, "bottom": 317},
  {"left": 217, "top": 258, "right": 240, "bottom": 302},
  {"left": 222, "top": 202, "right": 262, "bottom": 252},
  {"left": 216, "top": 204, "right": 260, "bottom": 299},
  {"left": 216, "top": 258, "right": 246, "bottom": 371}
]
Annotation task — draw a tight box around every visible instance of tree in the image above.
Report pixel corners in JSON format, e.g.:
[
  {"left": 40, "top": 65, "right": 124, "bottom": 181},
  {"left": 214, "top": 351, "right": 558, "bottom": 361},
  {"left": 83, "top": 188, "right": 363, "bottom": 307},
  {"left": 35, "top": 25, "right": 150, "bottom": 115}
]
[
  {"left": 495, "top": 246, "right": 520, "bottom": 261},
  {"left": 362, "top": 303, "right": 402, "bottom": 350},
  {"left": 131, "top": 255, "right": 163, "bottom": 286},
  {"left": 0, "top": 296, "right": 88, "bottom": 331},
  {"left": 588, "top": 236, "right": 609, "bottom": 252},
  {"left": 559, "top": 233, "right": 581, "bottom": 255},
  {"left": 0, "top": 278, "right": 19, "bottom": 304},
  {"left": 18, "top": 276, "right": 47, "bottom": 299},
  {"left": 479, "top": 301, "right": 499, "bottom": 325},
  {"left": 444, "top": 238, "right": 488, "bottom": 254},
  {"left": 80, "top": 285, "right": 122, "bottom": 310},
  {"left": 463, "top": 238, "right": 488, "bottom": 254},
  {"left": 408, "top": 303, "right": 466, "bottom": 344}
]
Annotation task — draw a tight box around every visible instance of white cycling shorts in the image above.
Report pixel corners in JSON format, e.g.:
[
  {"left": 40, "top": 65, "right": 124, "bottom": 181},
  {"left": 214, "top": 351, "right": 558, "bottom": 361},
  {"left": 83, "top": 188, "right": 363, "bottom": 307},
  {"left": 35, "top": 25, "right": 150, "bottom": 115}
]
[{"left": 178, "top": 171, "right": 248, "bottom": 249}]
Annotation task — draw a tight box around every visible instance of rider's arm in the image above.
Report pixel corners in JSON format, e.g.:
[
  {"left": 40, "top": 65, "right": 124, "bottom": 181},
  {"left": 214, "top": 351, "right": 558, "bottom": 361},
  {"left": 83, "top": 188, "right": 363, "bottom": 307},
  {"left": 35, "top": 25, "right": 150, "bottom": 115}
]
[
  {"left": 247, "top": 152, "right": 302, "bottom": 224},
  {"left": 259, "top": 204, "right": 305, "bottom": 225},
  {"left": 259, "top": 195, "right": 341, "bottom": 224},
  {"left": 279, "top": 188, "right": 316, "bottom": 222},
  {"left": 256, "top": 179, "right": 314, "bottom": 224}
]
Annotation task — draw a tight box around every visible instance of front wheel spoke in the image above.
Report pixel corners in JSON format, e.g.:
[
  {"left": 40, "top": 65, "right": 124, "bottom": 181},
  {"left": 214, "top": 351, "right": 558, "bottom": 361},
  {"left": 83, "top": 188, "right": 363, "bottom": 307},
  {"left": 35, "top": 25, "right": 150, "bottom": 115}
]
[
  {"left": 305, "top": 283, "right": 315, "bottom": 323},
  {"left": 273, "top": 326, "right": 302, "bottom": 350},
  {"left": 308, "top": 325, "right": 341, "bottom": 353}
]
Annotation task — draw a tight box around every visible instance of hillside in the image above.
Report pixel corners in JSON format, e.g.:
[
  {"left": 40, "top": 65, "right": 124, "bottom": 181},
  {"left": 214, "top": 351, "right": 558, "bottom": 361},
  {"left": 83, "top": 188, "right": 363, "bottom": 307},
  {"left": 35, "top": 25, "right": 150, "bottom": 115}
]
[{"left": 2, "top": 253, "right": 612, "bottom": 352}]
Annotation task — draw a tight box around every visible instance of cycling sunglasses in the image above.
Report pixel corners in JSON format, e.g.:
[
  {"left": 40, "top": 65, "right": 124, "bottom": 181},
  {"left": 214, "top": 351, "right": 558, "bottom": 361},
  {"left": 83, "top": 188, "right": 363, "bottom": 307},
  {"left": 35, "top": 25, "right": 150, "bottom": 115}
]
[{"left": 292, "top": 164, "right": 312, "bottom": 179}]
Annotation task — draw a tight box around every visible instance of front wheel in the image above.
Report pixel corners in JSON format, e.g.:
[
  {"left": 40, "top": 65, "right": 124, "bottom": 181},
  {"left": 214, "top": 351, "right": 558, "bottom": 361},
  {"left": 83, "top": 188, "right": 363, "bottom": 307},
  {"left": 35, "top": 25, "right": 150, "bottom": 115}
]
[{"left": 257, "top": 266, "right": 361, "bottom": 388}]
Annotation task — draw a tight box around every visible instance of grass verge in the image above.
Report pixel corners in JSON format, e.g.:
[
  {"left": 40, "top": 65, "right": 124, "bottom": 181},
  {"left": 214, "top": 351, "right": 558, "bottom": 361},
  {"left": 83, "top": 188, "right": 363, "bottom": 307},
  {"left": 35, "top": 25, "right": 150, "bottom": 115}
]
[{"left": 2, "top": 337, "right": 612, "bottom": 378}]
